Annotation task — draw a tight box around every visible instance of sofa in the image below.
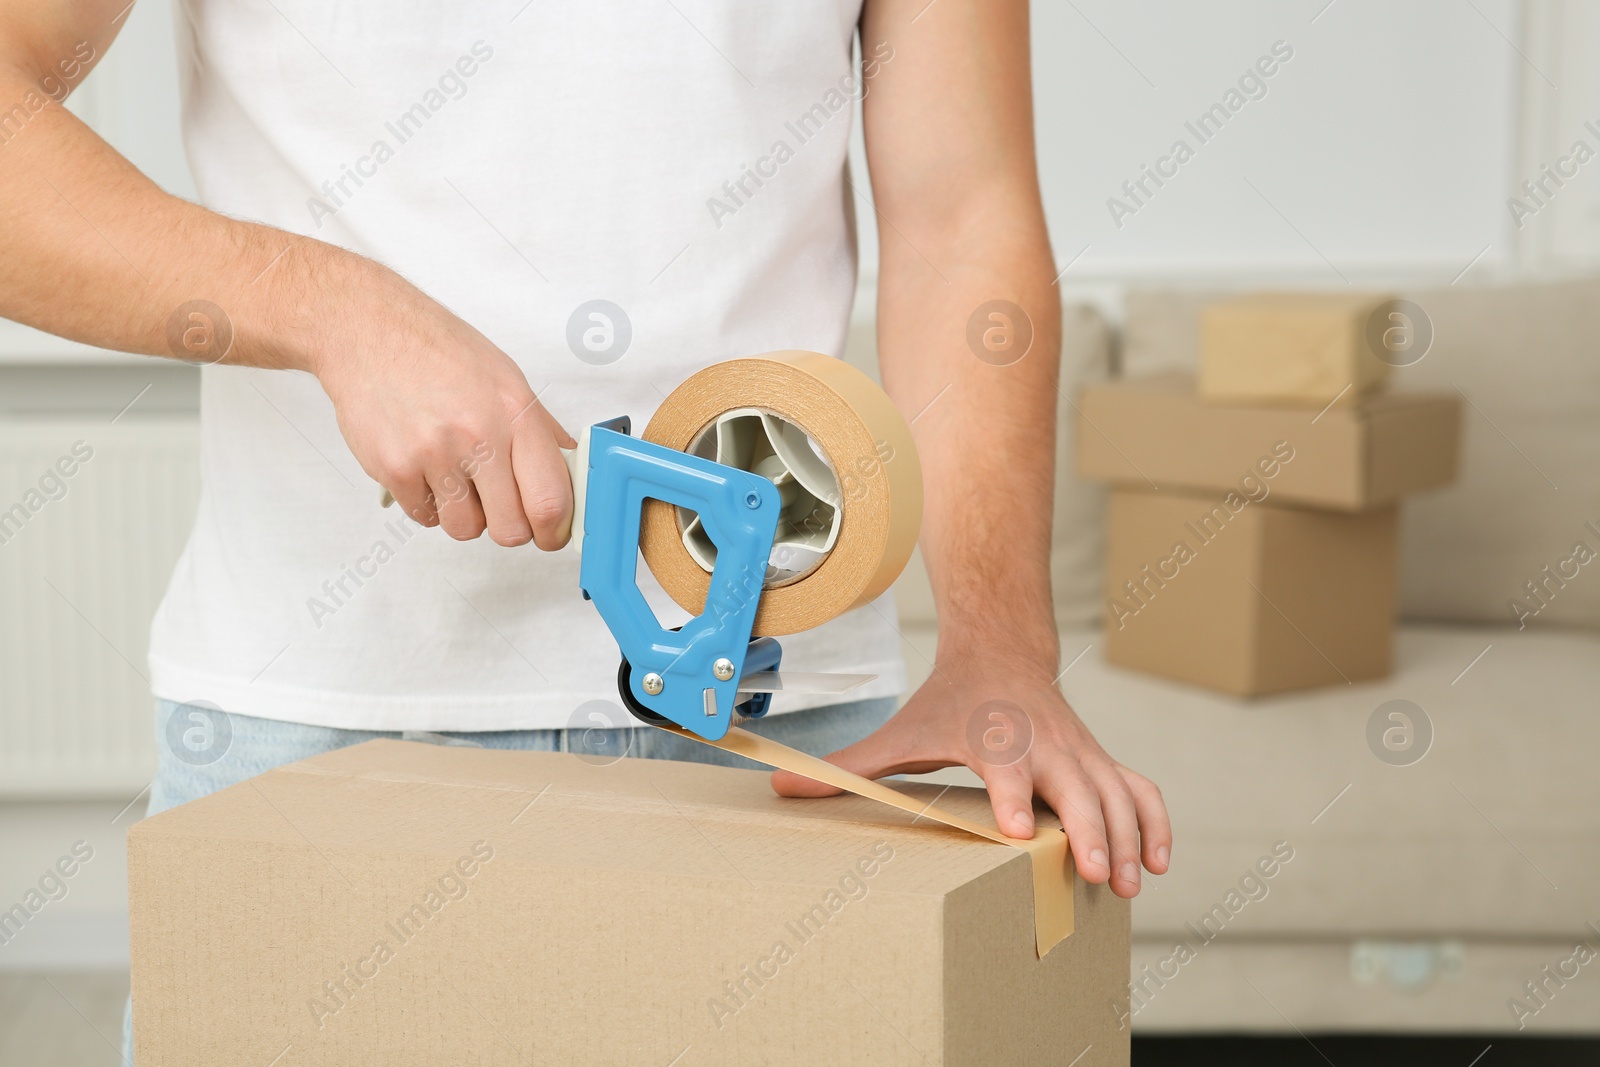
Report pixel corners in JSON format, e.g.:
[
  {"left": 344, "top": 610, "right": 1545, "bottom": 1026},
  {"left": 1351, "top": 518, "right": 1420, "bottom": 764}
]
[{"left": 868, "top": 275, "right": 1600, "bottom": 1034}]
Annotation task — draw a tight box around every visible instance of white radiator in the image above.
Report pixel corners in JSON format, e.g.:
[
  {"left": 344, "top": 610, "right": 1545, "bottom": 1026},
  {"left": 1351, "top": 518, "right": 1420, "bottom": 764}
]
[{"left": 0, "top": 417, "right": 199, "bottom": 796}]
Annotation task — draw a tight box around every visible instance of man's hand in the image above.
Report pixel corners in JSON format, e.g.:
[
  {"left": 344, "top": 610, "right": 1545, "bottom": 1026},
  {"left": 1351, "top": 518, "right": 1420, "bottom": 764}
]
[
  {"left": 303, "top": 253, "right": 576, "bottom": 548},
  {"left": 772, "top": 662, "right": 1171, "bottom": 898}
]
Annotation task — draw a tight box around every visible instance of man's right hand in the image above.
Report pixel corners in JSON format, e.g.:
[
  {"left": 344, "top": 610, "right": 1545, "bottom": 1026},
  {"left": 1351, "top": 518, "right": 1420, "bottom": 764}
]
[{"left": 297, "top": 251, "right": 576, "bottom": 549}]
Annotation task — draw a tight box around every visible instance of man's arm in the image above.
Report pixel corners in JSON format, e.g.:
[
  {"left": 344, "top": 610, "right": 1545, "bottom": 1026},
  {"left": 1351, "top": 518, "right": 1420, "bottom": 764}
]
[
  {"left": 0, "top": 1, "right": 573, "bottom": 546},
  {"left": 772, "top": 0, "right": 1170, "bottom": 898}
]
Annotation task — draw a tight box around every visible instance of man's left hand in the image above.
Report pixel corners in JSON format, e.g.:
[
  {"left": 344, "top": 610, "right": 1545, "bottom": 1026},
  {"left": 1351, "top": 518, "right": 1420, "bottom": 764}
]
[{"left": 770, "top": 660, "right": 1172, "bottom": 898}]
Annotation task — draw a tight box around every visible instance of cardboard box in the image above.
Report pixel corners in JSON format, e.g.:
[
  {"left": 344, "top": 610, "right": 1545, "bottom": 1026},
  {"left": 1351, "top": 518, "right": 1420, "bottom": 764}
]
[
  {"left": 1075, "top": 374, "right": 1460, "bottom": 511},
  {"left": 1103, "top": 487, "right": 1397, "bottom": 697},
  {"left": 1199, "top": 292, "right": 1393, "bottom": 406},
  {"left": 129, "top": 739, "right": 1130, "bottom": 1066}
]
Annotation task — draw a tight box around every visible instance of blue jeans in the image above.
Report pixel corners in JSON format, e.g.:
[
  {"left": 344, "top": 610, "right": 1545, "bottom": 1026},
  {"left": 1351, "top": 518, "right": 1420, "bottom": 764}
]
[{"left": 122, "top": 695, "right": 896, "bottom": 1063}]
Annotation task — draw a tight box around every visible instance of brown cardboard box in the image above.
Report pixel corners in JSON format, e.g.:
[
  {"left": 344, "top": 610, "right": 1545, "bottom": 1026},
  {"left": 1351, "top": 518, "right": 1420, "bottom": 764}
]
[
  {"left": 129, "top": 739, "right": 1130, "bottom": 1066},
  {"left": 1199, "top": 292, "right": 1392, "bottom": 406},
  {"left": 1076, "top": 374, "right": 1460, "bottom": 511},
  {"left": 1103, "top": 488, "right": 1397, "bottom": 697}
]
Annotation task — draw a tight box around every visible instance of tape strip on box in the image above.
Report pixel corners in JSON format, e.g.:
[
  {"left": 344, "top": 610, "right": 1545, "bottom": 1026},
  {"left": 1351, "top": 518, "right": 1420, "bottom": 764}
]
[{"left": 663, "top": 723, "right": 1076, "bottom": 958}]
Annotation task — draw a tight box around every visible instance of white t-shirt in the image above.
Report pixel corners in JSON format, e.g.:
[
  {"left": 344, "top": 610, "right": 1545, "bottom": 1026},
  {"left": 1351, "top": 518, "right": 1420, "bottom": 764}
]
[{"left": 148, "top": 0, "right": 906, "bottom": 730}]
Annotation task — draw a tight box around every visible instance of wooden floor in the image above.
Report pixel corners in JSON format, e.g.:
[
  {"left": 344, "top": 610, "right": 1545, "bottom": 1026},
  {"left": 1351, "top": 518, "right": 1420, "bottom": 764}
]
[{"left": 0, "top": 971, "right": 129, "bottom": 1066}]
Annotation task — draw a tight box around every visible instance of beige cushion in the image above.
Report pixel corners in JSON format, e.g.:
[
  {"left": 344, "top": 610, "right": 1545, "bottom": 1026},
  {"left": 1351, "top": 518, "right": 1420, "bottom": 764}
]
[
  {"left": 897, "top": 621, "right": 1600, "bottom": 939},
  {"left": 1122, "top": 278, "right": 1600, "bottom": 630},
  {"left": 852, "top": 302, "right": 1109, "bottom": 630}
]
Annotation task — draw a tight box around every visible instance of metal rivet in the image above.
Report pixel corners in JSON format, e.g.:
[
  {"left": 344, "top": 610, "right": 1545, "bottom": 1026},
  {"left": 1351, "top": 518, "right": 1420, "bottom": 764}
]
[
  {"left": 641, "top": 672, "right": 664, "bottom": 695},
  {"left": 712, "top": 658, "right": 735, "bottom": 681},
  {"left": 744, "top": 490, "right": 761, "bottom": 508}
]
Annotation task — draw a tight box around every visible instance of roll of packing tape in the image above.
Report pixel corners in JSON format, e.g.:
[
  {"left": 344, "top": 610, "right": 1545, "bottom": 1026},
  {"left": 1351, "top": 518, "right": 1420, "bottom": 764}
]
[
  {"left": 661, "top": 723, "right": 1075, "bottom": 957},
  {"left": 641, "top": 351, "right": 923, "bottom": 636}
]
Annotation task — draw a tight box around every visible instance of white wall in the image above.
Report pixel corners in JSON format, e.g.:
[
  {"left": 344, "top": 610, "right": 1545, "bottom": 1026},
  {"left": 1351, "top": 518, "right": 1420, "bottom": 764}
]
[
  {"left": 1511, "top": 0, "right": 1600, "bottom": 266},
  {"left": 64, "top": 0, "right": 193, "bottom": 200},
  {"left": 853, "top": 0, "right": 1539, "bottom": 289}
]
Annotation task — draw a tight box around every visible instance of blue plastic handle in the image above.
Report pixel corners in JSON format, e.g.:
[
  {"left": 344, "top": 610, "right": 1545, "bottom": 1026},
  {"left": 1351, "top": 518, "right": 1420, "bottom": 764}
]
[{"left": 577, "top": 426, "right": 780, "bottom": 740}]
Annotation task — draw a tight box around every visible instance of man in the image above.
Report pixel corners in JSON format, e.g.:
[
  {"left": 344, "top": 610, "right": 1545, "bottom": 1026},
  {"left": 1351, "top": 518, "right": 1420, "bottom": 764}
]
[{"left": 0, "top": 0, "right": 1168, "bottom": 1052}]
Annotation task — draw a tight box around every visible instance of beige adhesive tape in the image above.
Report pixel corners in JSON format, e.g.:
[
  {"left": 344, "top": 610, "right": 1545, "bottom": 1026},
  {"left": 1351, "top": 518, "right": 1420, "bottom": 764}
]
[
  {"left": 658, "top": 723, "right": 1075, "bottom": 958},
  {"left": 641, "top": 351, "right": 923, "bottom": 636}
]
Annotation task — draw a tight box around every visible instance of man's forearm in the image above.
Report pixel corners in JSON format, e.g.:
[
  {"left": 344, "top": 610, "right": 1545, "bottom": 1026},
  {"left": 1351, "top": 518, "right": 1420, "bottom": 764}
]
[
  {"left": 771, "top": 0, "right": 1171, "bottom": 894},
  {"left": 0, "top": 43, "right": 372, "bottom": 373},
  {"left": 876, "top": 204, "right": 1062, "bottom": 677},
  {"left": 0, "top": 9, "right": 577, "bottom": 547}
]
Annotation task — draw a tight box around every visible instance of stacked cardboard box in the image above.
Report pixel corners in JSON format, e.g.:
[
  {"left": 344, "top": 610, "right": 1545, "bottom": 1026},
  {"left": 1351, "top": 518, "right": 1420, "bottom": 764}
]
[{"left": 1076, "top": 294, "right": 1462, "bottom": 697}]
